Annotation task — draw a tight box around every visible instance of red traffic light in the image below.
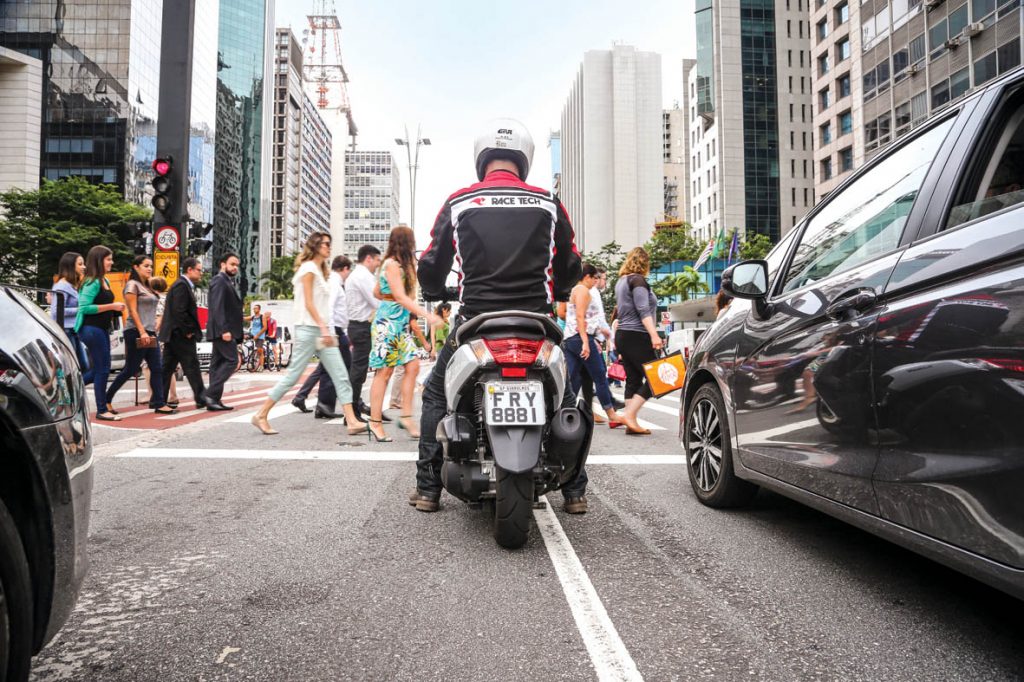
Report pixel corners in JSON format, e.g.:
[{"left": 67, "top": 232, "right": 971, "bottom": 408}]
[{"left": 152, "top": 157, "right": 172, "bottom": 176}]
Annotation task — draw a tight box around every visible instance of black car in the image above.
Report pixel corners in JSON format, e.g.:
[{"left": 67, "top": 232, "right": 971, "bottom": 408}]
[
  {"left": 0, "top": 286, "right": 93, "bottom": 681},
  {"left": 680, "top": 66, "right": 1024, "bottom": 600}
]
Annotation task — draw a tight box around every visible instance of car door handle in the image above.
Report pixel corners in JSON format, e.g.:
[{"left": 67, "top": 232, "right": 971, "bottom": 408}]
[{"left": 826, "top": 290, "right": 877, "bottom": 320}]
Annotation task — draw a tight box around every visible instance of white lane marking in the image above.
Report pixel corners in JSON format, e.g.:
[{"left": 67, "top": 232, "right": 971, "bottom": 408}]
[
  {"left": 223, "top": 394, "right": 306, "bottom": 423},
  {"left": 118, "top": 448, "right": 420, "bottom": 461},
  {"left": 736, "top": 417, "right": 821, "bottom": 444},
  {"left": 610, "top": 391, "right": 681, "bottom": 414},
  {"left": 534, "top": 497, "right": 643, "bottom": 681},
  {"left": 115, "top": 449, "right": 684, "bottom": 465},
  {"left": 593, "top": 401, "right": 672, "bottom": 426}
]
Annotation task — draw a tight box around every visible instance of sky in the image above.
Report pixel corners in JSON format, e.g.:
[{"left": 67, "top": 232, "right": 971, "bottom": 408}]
[{"left": 277, "top": 0, "right": 697, "bottom": 246}]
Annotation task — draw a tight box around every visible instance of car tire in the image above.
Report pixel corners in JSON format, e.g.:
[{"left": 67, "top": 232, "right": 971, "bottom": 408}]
[
  {"left": 684, "top": 384, "right": 758, "bottom": 508},
  {"left": 0, "top": 499, "right": 33, "bottom": 682}
]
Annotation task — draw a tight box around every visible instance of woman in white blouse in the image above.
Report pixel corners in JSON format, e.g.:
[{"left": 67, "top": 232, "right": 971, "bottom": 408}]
[{"left": 251, "top": 232, "right": 367, "bottom": 436}]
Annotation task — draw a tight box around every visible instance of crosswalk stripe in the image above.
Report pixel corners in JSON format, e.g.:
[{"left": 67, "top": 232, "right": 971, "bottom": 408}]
[{"left": 116, "top": 448, "right": 685, "bottom": 465}]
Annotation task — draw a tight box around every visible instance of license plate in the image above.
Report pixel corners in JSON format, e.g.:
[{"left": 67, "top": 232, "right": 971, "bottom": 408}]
[{"left": 483, "top": 381, "right": 545, "bottom": 426}]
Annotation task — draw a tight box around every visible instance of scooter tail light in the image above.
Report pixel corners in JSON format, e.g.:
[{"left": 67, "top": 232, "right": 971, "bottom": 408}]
[
  {"left": 534, "top": 339, "right": 556, "bottom": 367},
  {"left": 482, "top": 338, "right": 544, "bottom": 365},
  {"left": 469, "top": 339, "right": 494, "bottom": 365}
]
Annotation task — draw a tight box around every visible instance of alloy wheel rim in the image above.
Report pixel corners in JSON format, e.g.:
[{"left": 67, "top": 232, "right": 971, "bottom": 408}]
[{"left": 688, "top": 398, "right": 723, "bottom": 492}]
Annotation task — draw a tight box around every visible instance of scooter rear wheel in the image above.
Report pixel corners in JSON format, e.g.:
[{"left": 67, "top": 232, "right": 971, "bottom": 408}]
[{"left": 494, "top": 466, "right": 533, "bottom": 549}]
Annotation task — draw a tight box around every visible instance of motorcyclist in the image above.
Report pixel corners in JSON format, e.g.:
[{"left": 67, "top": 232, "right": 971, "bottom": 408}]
[{"left": 411, "top": 119, "right": 587, "bottom": 513}]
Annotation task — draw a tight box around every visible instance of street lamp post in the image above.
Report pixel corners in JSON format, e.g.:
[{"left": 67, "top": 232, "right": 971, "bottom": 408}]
[{"left": 394, "top": 124, "right": 431, "bottom": 228}]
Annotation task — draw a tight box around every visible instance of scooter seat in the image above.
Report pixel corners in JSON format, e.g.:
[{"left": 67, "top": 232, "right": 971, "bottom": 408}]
[{"left": 455, "top": 310, "right": 563, "bottom": 344}]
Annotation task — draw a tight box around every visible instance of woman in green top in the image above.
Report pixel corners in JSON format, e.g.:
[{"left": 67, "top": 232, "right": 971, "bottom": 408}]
[
  {"left": 430, "top": 302, "right": 452, "bottom": 358},
  {"left": 75, "top": 245, "right": 126, "bottom": 421}
]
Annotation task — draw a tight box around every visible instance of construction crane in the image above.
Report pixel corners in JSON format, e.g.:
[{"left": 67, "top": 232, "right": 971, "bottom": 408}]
[{"left": 302, "top": 0, "right": 357, "bottom": 149}]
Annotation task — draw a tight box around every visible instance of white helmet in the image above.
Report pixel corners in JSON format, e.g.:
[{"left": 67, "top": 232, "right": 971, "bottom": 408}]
[{"left": 473, "top": 118, "right": 534, "bottom": 181}]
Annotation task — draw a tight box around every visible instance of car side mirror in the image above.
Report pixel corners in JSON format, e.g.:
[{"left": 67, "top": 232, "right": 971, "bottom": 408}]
[{"left": 721, "top": 260, "right": 769, "bottom": 299}]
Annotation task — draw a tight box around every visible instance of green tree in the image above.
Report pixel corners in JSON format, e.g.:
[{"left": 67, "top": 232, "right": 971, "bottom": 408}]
[
  {"left": 643, "top": 225, "right": 703, "bottom": 269},
  {"left": 259, "top": 254, "right": 296, "bottom": 299},
  {"left": 652, "top": 266, "right": 710, "bottom": 302},
  {"left": 0, "top": 178, "right": 150, "bottom": 288},
  {"left": 739, "top": 232, "right": 773, "bottom": 260}
]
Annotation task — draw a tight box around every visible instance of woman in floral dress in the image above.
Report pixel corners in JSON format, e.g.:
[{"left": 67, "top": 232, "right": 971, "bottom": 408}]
[{"left": 367, "top": 226, "right": 441, "bottom": 441}]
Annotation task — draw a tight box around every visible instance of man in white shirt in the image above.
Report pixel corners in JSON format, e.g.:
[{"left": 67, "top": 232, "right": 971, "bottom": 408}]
[
  {"left": 345, "top": 245, "right": 383, "bottom": 419},
  {"left": 292, "top": 255, "right": 354, "bottom": 418}
]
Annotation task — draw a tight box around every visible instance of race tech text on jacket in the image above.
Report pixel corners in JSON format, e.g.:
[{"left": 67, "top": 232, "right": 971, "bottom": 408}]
[{"left": 418, "top": 169, "right": 583, "bottom": 318}]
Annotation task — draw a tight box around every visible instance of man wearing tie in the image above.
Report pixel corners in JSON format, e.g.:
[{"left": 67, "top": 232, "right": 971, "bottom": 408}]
[
  {"left": 204, "top": 252, "right": 243, "bottom": 411},
  {"left": 160, "top": 257, "right": 207, "bottom": 408}
]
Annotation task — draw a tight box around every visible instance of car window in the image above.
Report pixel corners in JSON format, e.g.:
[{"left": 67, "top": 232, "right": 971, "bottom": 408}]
[
  {"left": 765, "top": 227, "right": 797, "bottom": 284},
  {"left": 946, "top": 93, "right": 1024, "bottom": 229},
  {"left": 780, "top": 117, "right": 955, "bottom": 294}
]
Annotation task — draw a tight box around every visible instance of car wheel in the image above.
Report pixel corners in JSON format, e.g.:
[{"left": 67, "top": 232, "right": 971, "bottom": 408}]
[
  {"left": 0, "top": 499, "right": 33, "bottom": 682},
  {"left": 684, "top": 384, "right": 758, "bottom": 508}
]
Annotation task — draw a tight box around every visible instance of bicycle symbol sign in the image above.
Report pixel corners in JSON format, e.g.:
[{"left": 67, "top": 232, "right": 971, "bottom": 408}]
[{"left": 155, "top": 226, "right": 179, "bottom": 251}]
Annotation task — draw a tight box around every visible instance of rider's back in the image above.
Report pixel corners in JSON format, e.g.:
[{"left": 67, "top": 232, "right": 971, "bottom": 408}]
[{"left": 419, "top": 169, "right": 580, "bottom": 318}]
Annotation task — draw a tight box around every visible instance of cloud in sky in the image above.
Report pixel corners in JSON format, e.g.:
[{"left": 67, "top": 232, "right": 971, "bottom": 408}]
[{"left": 277, "top": 0, "right": 696, "bottom": 247}]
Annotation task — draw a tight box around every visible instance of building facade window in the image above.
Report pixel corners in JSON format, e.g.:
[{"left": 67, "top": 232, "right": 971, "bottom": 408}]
[
  {"left": 821, "top": 157, "right": 833, "bottom": 180},
  {"left": 817, "top": 19, "right": 828, "bottom": 42},
  {"left": 835, "top": 2, "right": 849, "bottom": 24},
  {"left": 820, "top": 121, "right": 833, "bottom": 145},
  {"left": 836, "top": 37, "right": 851, "bottom": 62},
  {"left": 819, "top": 87, "right": 832, "bottom": 110},
  {"left": 839, "top": 147, "right": 853, "bottom": 172},
  {"left": 839, "top": 110, "right": 853, "bottom": 135},
  {"left": 819, "top": 53, "right": 831, "bottom": 76},
  {"left": 838, "top": 73, "right": 851, "bottom": 98}
]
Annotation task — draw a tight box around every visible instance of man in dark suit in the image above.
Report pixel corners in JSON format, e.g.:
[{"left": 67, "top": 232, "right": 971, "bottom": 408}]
[
  {"left": 160, "top": 257, "right": 207, "bottom": 409},
  {"left": 204, "top": 252, "right": 243, "bottom": 411}
]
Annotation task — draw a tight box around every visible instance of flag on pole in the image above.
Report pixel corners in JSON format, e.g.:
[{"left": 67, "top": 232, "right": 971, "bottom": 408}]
[
  {"left": 693, "top": 237, "right": 715, "bottom": 270},
  {"left": 727, "top": 230, "right": 740, "bottom": 264},
  {"left": 710, "top": 229, "right": 724, "bottom": 259}
]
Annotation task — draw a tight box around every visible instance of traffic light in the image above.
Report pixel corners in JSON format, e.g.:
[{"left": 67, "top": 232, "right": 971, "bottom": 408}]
[
  {"left": 151, "top": 156, "right": 173, "bottom": 214},
  {"left": 187, "top": 221, "right": 214, "bottom": 256}
]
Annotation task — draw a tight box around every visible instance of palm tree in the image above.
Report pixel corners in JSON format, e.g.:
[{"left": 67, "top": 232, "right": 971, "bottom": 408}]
[
  {"left": 259, "top": 254, "right": 295, "bottom": 299},
  {"left": 652, "top": 266, "right": 710, "bottom": 302}
]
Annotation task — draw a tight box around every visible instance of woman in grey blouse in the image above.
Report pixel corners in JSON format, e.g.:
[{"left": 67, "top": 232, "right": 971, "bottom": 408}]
[
  {"left": 106, "top": 256, "right": 176, "bottom": 414},
  {"left": 613, "top": 247, "right": 664, "bottom": 435}
]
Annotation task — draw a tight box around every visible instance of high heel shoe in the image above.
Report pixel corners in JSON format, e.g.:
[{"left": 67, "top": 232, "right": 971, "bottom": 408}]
[
  {"left": 397, "top": 415, "right": 420, "bottom": 439},
  {"left": 251, "top": 415, "right": 278, "bottom": 435},
  {"left": 346, "top": 421, "right": 368, "bottom": 436},
  {"left": 367, "top": 418, "right": 393, "bottom": 442}
]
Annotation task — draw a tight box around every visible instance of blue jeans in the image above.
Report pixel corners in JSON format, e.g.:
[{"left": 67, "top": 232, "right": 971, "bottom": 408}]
[
  {"left": 269, "top": 325, "right": 353, "bottom": 404},
  {"left": 79, "top": 324, "right": 111, "bottom": 413},
  {"left": 107, "top": 328, "right": 166, "bottom": 408},
  {"left": 563, "top": 334, "right": 615, "bottom": 410}
]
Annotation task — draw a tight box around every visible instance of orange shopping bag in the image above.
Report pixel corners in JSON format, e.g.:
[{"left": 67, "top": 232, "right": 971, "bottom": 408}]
[{"left": 642, "top": 351, "right": 687, "bottom": 398}]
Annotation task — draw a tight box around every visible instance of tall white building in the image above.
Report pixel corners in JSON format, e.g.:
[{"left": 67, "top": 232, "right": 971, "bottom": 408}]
[
  {"left": 560, "top": 44, "right": 663, "bottom": 252},
  {"left": 0, "top": 47, "right": 41, "bottom": 194},
  {"left": 687, "top": 0, "right": 816, "bottom": 244},
  {"left": 300, "top": 93, "right": 332, "bottom": 240},
  {"left": 269, "top": 29, "right": 305, "bottom": 259},
  {"left": 663, "top": 59, "right": 695, "bottom": 224},
  {"left": 342, "top": 151, "right": 399, "bottom": 255}
]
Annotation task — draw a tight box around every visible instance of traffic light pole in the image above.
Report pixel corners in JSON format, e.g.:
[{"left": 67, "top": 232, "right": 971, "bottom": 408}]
[{"left": 154, "top": 0, "right": 197, "bottom": 266}]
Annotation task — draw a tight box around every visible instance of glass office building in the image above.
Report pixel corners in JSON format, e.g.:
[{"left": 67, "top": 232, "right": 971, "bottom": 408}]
[
  {"left": 0, "top": 0, "right": 162, "bottom": 204},
  {"left": 214, "top": 0, "right": 272, "bottom": 294},
  {"left": 0, "top": 0, "right": 218, "bottom": 225}
]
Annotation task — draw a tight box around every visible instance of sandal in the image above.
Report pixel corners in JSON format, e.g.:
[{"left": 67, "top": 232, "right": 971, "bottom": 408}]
[
  {"left": 397, "top": 415, "right": 420, "bottom": 439},
  {"left": 105, "top": 404, "right": 120, "bottom": 415},
  {"left": 95, "top": 412, "right": 122, "bottom": 422},
  {"left": 367, "top": 418, "right": 393, "bottom": 443},
  {"left": 346, "top": 422, "right": 368, "bottom": 436},
  {"left": 251, "top": 415, "right": 278, "bottom": 435},
  {"left": 154, "top": 406, "right": 178, "bottom": 415},
  {"left": 625, "top": 425, "right": 651, "bottom": 435},
  {"left": 608, "top": 421, "right": 625, "bottom": 429}
]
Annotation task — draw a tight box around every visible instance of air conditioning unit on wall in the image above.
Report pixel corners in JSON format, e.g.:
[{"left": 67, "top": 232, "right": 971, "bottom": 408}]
[
  {"left": 908, "top": 63, "right": 922, "bottom": 75},
  {"left": 963, "top": 23, "right": 984, "bottom": 38},
  {"left": 924, "top": 0, "right": 944, "bottom": 9},
  {"left": 945, "top": 36, "right": 962, "bottom": 49}
]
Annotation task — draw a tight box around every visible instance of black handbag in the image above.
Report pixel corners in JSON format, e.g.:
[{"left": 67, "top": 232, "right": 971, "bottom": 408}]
[{"left": 67, "top": 331, "right": 91, "bottom": 373}]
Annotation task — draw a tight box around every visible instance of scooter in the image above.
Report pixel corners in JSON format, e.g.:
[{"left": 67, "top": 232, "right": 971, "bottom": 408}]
[{"left": 435, "top": 311, "right": 592, "bottom": 548}]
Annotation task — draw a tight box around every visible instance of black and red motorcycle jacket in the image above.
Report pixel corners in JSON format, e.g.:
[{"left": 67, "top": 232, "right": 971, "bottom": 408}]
[{"left": 418, "top": 169, "right": 582, "bottom": 319}]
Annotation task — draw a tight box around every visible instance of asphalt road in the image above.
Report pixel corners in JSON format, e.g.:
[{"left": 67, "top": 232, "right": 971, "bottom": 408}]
[{"left": 31, "top": 378, "right": 1024, "bottom": 681}]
